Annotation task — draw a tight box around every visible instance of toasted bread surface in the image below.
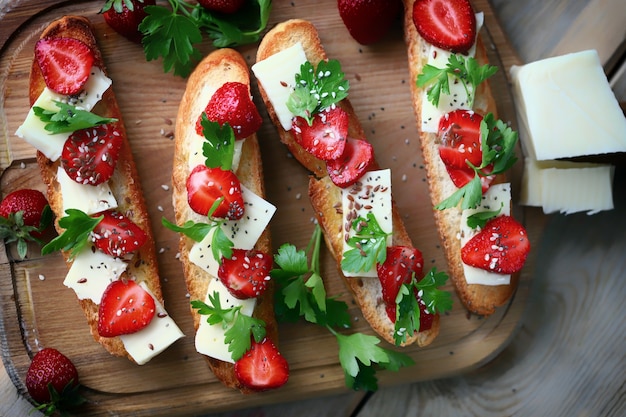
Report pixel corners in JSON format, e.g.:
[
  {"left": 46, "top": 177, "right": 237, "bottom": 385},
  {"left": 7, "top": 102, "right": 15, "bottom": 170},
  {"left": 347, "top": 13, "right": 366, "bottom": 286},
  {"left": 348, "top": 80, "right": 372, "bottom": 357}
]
[
  {"left": 256, "top": 19, "right": 439, "bottom": 347},
  {"left": 172, "top": 48, "right": 278, "bottom": 392},
  {"left": 402, "top": 0, "right": 518, "bottom": 315},
  {"left": 29, "top": 16, "right": 165, "bottom": 361}
]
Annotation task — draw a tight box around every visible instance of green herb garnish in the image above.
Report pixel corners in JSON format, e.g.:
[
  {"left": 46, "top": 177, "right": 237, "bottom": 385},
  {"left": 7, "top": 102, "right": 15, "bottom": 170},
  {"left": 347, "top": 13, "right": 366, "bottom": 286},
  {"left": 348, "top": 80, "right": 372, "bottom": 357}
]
[
  {"left": 286, "top": 59, "right": 349, "bottom": 125},
  {"left": 199, "top": 114, "right": 236, "bottom": 170},
  {"left": 41, "top": 209, "right": 103, "bottom": 259},
  {"left": 341, "top": 213, "right": 390, "bottom": 274},
  {"left": 191, "top": 291, "right": 266, "bottom": 361},
  {"left": 33, "top": 101, "right": 117, "bottom": 134},
  {"left": 417, "top": 54, "right": 498, "bottom": 109}
]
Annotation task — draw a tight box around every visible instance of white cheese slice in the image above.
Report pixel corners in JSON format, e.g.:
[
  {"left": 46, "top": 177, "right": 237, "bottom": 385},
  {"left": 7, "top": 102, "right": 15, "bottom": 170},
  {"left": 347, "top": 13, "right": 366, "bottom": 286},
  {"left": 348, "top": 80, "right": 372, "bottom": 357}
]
[
  {"left": 63, "top": 245, "right": 128, "bottom": 302},
  {"left": 251, "top": 42, "right": 308, "bottom": 131},
  {"left": 119, "top": 282, "right": 185, "bottom": 365},
  {"left": 188, "top": 136, "right": 246, "bottom": 172},
  {"left": 540, "top": 164, "right": 614, "bottom": 215},
  {"left": 15, "top": 67, "right": 112, "bottom": 161},
  {"left": 188, "top": 185, "right": 276, "bottom": 278},
  {"left": 460, "top": 183, "right": 511, "bottom": 286},
  {"left": 420, "top": 13, "right": 484, "bottom": 133},
  {"left": 194, "top": 276, "right": 256, "bottom": 363},
  {"left": 57, "top": 167, "right": 117, "bottom": 215},
  {"left": 341, "top": 169, "right": 393, "bottom": 277},
  {"left": 510, "top": 50, "right": 626, "bottom": 161}
]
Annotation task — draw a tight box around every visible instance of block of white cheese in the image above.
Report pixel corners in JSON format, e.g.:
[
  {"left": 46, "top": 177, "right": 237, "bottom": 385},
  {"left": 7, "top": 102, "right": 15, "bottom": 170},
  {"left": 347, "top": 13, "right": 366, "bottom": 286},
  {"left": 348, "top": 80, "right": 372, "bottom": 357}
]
[
  {"left": 188, "top": 185, "right": 276, "bottom": 278},
  {"left": 195, "top": 276, "right": 256, "bottom": 363},
  {"left": 251, "top": 42, "right": 308, "bottom": 131},
  {"left": 57, "top": 167, "right": 118, "bottom": 215},
  {"left": 510, "top": 50, "right": 626, "bottom": 161},
  {"left": 15, "top": 67, "right": 112, "bottom": 161},
  {"left": 460, "top": 183, "right": 511, "bottom": 286},
  {"left": 119, "top": 282, "right": 185, "bottom": 365},
  {"left": 341, "top": 169, "right": 393, "bottom": 277},
  {"left": 420, "top": 13, "right": 484, "bottom": 133},
  {"left": 63, "top": 245, "right": 128, "bottom": 302}
]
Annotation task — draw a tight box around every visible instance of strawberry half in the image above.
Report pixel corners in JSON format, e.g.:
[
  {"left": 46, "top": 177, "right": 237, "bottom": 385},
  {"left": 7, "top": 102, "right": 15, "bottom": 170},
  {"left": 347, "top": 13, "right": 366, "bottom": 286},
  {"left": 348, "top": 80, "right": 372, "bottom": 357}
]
[
  {"left": 34, "top": 37, "right": 94, "bottom": 95},
  {"left": 25, "top": 348, "right": 84, "bottom": 414},
  {"left": 101, "top": 0, "right": 155, "bottom": 43},
  {"left": 338, "top": 0, "right": 402, "bottom": 45},
  {"left": 412, "top": 0, "right": 477, "bottom": 54},
  {"left": 61, "top": 124, "right": 123, "bottom": 186},
  {"left": 291, "top": 106, "right": 348, "bottom": 161},
  {"left": 376, "top": 245, "right": 434, "bottom": 331},
  {"left": 234, "top": 337, "right": 289, "bottom": 391},
  {"left": 327, "top": 137, "right": 374, "bottom": 188},
  {"left": 438, "top": 109, "right": 493, "bottom": 191},
  {"left": 91, "top": 210, "right": 148, "bottom": 257},
  {"left": 186, "top": 165, "right": 245, "bottom": 220},
  {"left": 461, "top": 215, "right": 530, "bottom": 274},
  {"left": 218, "top": 248, "right": 272, "bottom": 299},
  {"left": 98, "top": 279, "right": 156, "bottom": 337},
  {"left": 196, "top": 82, "right": 263, "bottom": 140}
]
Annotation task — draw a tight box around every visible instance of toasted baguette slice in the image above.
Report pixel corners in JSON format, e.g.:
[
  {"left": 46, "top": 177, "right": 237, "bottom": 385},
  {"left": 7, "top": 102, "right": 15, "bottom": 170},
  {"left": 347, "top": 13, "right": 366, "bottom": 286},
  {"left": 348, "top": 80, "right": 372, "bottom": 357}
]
[
  {"left": 28, "top": 16, "right": 171, "bottom": 361},
  {"left": 402, "top": 0, "right": 518, "bottom": 316},
  {"left": 172, "top": 48, "right": 279, "bottom": 392},
  {"left": 255, "top": 19, "right": 439, "bottom": 347}
]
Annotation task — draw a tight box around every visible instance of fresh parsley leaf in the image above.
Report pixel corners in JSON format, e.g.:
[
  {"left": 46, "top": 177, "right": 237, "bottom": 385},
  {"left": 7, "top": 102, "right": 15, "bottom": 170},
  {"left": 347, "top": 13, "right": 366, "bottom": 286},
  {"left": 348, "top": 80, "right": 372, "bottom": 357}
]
[
  {"left": 161, "top": 217, "right": 213, "bottom": 242},
  {"left": 140, "top": 0, "right": 272, "bottom": 77},
  {"left": 466, "top": 203, "right": 503, "bottom": 229},
  {"left": 286, "top": 59, "right": 349, "bottom": 125},
  {"left": 33, "top": 101, "right": 117, "bottom": 134},
  {"left": 416, "top": 55, "right": 497, "bottom": 108},
  {"left": 41, "top": 209, "right": 102, "bottom": 259},
  {"left": 435, "top": 175, "right": 482, "bottom": 210},
  {"left": 191, "top": 292, "right": 266, "bottom": 361},
  {"left": 416, "top": 268, "right": 453, "bottom": 315},
  {"left": 341, "top": 213, "right": 390, "bottom": 274},
  {"left": 200, "top": 115, "right": 236, "bottom": 170},
  {"left": 0, "top": 204, "right": 52, "bottom": 259},
  {"left": 162, "top": 216, "right": 233, "bottom": 262}
]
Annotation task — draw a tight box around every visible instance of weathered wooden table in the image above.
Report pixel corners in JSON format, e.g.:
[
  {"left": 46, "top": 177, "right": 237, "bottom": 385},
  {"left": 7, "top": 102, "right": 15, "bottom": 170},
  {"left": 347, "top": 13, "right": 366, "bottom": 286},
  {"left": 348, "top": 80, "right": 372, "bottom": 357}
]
[{"left": 1, "top": 0, "right": 624, "bottom": 416}]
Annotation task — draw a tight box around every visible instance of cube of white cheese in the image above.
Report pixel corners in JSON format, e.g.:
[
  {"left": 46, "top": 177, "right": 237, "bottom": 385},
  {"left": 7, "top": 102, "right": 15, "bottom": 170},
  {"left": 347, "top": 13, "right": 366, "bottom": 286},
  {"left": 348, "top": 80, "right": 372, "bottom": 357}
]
[{"left": 510, "top": 50, "right": 626, "bottom": 161}]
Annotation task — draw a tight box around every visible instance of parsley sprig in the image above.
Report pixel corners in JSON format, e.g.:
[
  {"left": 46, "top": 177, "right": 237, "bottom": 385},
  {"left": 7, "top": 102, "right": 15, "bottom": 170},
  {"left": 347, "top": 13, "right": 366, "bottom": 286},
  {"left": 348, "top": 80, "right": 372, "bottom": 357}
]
[
  {"left": 417, "top": 54, "right": 498, "bottom": 109},
  {"left": 199, "top": 114, "right": 236, "bottom": 170},
  {"left": 41, "top": 209, "right": 103, "bottom": 259},
  {"left": 341, "top": 213, "right": 390, "bottom": 274},
  {"left": 0, "top": 205, "right": 52, "bottom": 259},
  {"left": 33, "top": 101, "right": 117, "bottom": 134},
  {"left": 286, "top": 59, "right": 349, "bottom": 125},
  {"left": 272, "top": 225, "right": 414, "bottom": 391},
  {"left": 435, "top": 113, "right": 518, "bottom": 211},
  {"left": 394, "top": 268, "right": 452, "bottom": 346},
  {"left": 191, "top": 291, "right": 266, "bottom": 361},
  {"left": 139, "top": 0, "right": 272, "bottom": 77}
]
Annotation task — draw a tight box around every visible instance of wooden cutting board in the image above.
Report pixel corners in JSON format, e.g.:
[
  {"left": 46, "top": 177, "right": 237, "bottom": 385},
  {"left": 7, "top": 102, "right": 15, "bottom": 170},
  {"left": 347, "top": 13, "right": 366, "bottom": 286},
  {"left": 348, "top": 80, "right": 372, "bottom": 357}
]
[{"left": 0, "top": 1, "right": 543, "bottom": 415}]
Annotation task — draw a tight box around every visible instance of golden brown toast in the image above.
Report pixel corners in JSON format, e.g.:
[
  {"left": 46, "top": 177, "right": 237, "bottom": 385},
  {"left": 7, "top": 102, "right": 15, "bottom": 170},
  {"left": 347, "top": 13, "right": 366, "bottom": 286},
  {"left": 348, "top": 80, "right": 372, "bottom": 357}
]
[{"left": 255, "top": 19, "right": 439, "bottom": 347}]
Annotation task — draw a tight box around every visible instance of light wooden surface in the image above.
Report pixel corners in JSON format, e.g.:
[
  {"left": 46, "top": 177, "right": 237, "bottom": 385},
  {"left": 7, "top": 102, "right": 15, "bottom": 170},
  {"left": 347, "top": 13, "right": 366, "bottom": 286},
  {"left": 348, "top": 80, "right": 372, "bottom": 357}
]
[{"left": 1, "top": 0, "right": 625, "bottom": 416}]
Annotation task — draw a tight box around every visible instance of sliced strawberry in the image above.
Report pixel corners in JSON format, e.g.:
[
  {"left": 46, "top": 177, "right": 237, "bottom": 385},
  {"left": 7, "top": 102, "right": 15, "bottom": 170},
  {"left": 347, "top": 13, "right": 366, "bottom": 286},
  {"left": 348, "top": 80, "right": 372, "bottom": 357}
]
[
  {"left": 91, "top": 210, "right": 148, "bottom": 257},
  {"left": 218, "top": 248, "right": 272, "bottom": 299},
  {"left": 61, "top": 124, "right": 123, "bottom": 186},
  {"left": 327, "top": 137, "right": 375, "bottom": 188},
  {"left": 291, "top": 106, "right": 348, "bottom": 161},
  {"left": 461, "top": 215, "right": 530, "bottom": 274},
  {"left": 376, "top": 245, "right": 435, "bottom": 332},
  {"left": 338, "top": 0, "right": 402, "bottom": 45},
  {"left": 445, "top": 165, "right": 494, "bottom": 192},
  {"left": 186, "top": 165, "right": 245, "bottom": 220},
  {"left": 101, "top": 0, "right": 156, "bottom": 43},
  {"left": 234, "top": 337, "right": 289, "bottom": 391},
  {"left": 412, "top": 0, "right": 476, "bottom": 54},
  {"left": 438, "top": 110, "right": 483, "bottom": 169},
  {"left": 34, "top": 37, "right": 94, "bottom": 95},
  {"left": 196, "top": 82, "right": 263, "bottom": 140},
  {"left": 98, "top": 279, "right": 156, "bottom": 337}
]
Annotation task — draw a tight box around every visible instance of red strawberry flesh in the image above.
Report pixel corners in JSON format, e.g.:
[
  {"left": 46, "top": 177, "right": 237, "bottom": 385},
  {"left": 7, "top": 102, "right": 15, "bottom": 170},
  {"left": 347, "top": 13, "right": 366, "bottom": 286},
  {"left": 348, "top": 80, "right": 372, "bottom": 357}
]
[
  {"left": 91, "top": 210, "right": 148, "bottom": 257},
  {"left": 98, "top": 279, "right": 156, "bottom": 337},
  {"left": 186, "top": 165, "right": 245, "bottom": 220},
  {"left": 291, "top": 106, "right": 349, "bottom": 161},
  {"left": 326, "top": 137, "right": 374, "bottom": 188},
  {"left": 218, "top": 248, "right": 272, "bottom": 299},
  {"left": 234, "top": 337, "right": 289, "bottom": 391},
  {"left": 35, "top": 37, "right": 94, "bottom": 95},
  {"left": 412, "top": 0, "right": 476, "bottom": 54}
]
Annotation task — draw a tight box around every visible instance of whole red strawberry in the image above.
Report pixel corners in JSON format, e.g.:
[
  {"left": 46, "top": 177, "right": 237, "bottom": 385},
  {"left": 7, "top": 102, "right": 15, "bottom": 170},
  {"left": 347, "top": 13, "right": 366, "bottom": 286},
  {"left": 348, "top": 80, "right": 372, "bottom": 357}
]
[
  {"left": 197, "top": 0, "right": 246, "bottom": 14},
  {"left": 101, "top": 0, "right": 155, "bottom": 43},
  {"left": 338, "top": 0, "right": 402, "bottom": 45},
  {"left": 25, "top": 348, "right": 85, "bottom": 415},
  {"left": 0, "top": 189, "right": 52, "bottom": 259}
]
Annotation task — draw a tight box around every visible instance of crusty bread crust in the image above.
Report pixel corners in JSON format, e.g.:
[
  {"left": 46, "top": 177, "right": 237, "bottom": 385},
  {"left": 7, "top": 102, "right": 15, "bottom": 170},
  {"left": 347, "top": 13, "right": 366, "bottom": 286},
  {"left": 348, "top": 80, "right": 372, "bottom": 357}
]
[
  {"left": 402, "top": 0, "right": 518, "bottom": 316},
  {"left": 256, "top": 19, "right": 439, "bottom": 347},
  {"left": 29, "top": 16, "right": 164, "bottom": 361},
  {"left": 172, "top": 48, "right": 278, "bottom": 392}
]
